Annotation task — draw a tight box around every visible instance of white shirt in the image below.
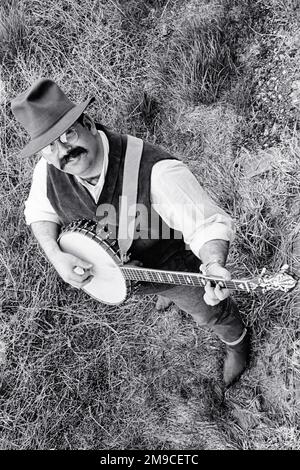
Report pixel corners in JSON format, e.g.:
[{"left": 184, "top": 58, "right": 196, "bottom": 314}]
[{"left": 24, "top": 131, "right": 235, "bottom": 257}]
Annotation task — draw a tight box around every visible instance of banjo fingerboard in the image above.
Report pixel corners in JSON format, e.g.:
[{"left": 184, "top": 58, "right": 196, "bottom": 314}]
[{"left": 121, "top": 266, "right": 257, "bottom": 292}]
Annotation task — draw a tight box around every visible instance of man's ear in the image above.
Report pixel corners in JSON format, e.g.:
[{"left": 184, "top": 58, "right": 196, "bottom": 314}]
[{"left": 82, "top": 114, "right": 97, "bottom": 135}]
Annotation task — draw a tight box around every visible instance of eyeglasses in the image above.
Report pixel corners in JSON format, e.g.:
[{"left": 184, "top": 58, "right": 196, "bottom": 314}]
[{"left": 41, "top": 125, "right": 79, "bottom": 156}]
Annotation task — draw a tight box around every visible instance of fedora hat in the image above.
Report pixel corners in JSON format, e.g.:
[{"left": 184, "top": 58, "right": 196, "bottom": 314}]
[{"left": 11, "top": 78, "right": 94, "bottom": 157}]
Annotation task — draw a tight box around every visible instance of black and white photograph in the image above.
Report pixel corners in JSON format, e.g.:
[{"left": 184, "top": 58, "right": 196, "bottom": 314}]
[{"left": 0, "top": 0, "right": 299, "bottom": 454}]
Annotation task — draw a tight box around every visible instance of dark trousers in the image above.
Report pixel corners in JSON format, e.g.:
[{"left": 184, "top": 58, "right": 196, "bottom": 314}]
[{"left": 134, "top": 248, "right": 245, "bottom": 344}]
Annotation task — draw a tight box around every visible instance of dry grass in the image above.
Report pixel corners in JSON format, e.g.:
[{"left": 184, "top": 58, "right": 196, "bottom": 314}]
[{"left": 0, "top": 0, "right": 299, "bottom": 450}]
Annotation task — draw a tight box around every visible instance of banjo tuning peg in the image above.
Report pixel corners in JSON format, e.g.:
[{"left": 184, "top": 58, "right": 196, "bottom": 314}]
[{"left": 258, "top": 269, "right": 297, "bottom": 292}]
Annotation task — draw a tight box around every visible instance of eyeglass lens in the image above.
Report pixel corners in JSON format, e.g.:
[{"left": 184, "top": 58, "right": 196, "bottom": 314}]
[{"left": 41, "top": 126, "right": 78, "bottom": 156}]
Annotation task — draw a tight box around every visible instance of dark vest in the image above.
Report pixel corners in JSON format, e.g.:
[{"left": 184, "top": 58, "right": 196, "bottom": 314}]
[{"left": 47, "top": 124, "right": 185, "bottom": 267}]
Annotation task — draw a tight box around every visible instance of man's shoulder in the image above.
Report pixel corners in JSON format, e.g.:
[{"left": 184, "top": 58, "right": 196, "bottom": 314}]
[
  {"left": 142, "top": 138, "right": 177, "bottom": 163},
  {"left": 96, "top": 122, "right": 177, "bottom": 164},
  {"left": 32, "top": 156, "right": 48, "bottom": 176},
  {"left": 28, "top": 157, "right": 49, "bottom": 192}
]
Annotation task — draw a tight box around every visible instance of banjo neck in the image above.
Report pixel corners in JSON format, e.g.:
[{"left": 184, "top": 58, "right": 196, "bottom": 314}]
[
  {"left": 58, "top": 220, "right": 297, "bottom": 296},
  {"left": 121, "top": 265, "right": 262, "bottom": 293}
]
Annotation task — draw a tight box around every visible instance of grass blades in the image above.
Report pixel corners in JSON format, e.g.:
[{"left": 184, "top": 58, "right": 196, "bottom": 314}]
[{"left": 0, "top": 0, "right": 299, "bottom": 450}]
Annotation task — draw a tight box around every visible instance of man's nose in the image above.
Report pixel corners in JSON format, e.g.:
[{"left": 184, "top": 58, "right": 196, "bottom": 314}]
[
  {"left": 56, "top": 140, "right": 72, "bottom": 166},
  {"left": 56, "top": 139, "right": 72, "bottom": 155}
]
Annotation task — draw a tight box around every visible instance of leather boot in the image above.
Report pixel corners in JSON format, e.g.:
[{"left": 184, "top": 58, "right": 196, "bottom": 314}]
[{"left": 223, "top": 330, "right": 250, "bottom": 387}]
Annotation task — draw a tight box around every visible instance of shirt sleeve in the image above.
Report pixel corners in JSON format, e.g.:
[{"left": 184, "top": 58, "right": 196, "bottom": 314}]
[
  {"left": 24, "top": 158, "right": 62, "bottom": 226},
  {"left": 150, "top": 159, "right": 235, "bottom": 258}
]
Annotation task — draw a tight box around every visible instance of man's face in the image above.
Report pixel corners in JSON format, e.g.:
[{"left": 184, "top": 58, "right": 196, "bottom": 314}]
[{"left": 40, "top": 117, "right": 101, "bottom": 178}]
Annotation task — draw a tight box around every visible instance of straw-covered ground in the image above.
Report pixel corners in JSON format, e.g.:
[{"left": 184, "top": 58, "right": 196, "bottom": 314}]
[{"left": 0, "top": 0, "right": 299, "bottom": 450}]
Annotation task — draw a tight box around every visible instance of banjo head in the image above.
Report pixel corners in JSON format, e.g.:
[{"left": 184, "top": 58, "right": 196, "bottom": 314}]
[{"left": 58, "top": 223, "right": 128, "bottom": 305}]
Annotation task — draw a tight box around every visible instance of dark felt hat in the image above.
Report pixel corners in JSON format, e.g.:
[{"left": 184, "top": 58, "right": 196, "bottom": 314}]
[{"left": 11, "top": 78, "right": 94, "bottom": 157}]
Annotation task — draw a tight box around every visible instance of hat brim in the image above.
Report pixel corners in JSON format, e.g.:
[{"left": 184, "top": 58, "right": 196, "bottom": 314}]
[{"left": 19, "top": 97, "right": 95, "bottom": 157}]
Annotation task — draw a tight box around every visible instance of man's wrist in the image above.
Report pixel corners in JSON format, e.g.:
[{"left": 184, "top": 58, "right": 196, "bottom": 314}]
[
  {"left": 37, "top": 238, "right": 62, "bottom": 263},
  {"left": 45, "top": 242, "right": 62, "bottom": 261},
  {"left": 198, "top": 239, "right": 229, "bottom": 270},
  {"left": 200, "top": 260, "right": 225, "bottom": 275}
]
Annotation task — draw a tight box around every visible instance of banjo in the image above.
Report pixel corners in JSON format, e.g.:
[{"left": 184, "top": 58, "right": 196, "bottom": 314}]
[{"left": 58, "top": 219, "right": 298, "bottom": 305}]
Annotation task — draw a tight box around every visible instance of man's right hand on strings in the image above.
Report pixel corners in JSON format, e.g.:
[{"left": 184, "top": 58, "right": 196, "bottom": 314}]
[{"left": 51, "top": 252, "right": 93, "bottom": 289}]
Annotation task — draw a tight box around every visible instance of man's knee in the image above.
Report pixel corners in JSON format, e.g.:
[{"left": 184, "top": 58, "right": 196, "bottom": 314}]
[
  {"left": 186, "top": 296, "right": 240, "bottom": 328},
  {"left": 188, "top": 299, "right": 226, "bottom": 327},
  {"left": 164, "top": 287, "right": 239, "bottom": 329}
]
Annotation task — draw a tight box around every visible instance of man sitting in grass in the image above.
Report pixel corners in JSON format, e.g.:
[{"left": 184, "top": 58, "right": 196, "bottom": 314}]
[{"left": 11, "top": 78, "right": 250, "bottom": 387}]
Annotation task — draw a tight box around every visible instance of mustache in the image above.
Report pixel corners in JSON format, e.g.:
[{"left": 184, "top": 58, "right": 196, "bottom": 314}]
[{"left": 60, "top": 147, "right": 86, "bottom": 170}]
